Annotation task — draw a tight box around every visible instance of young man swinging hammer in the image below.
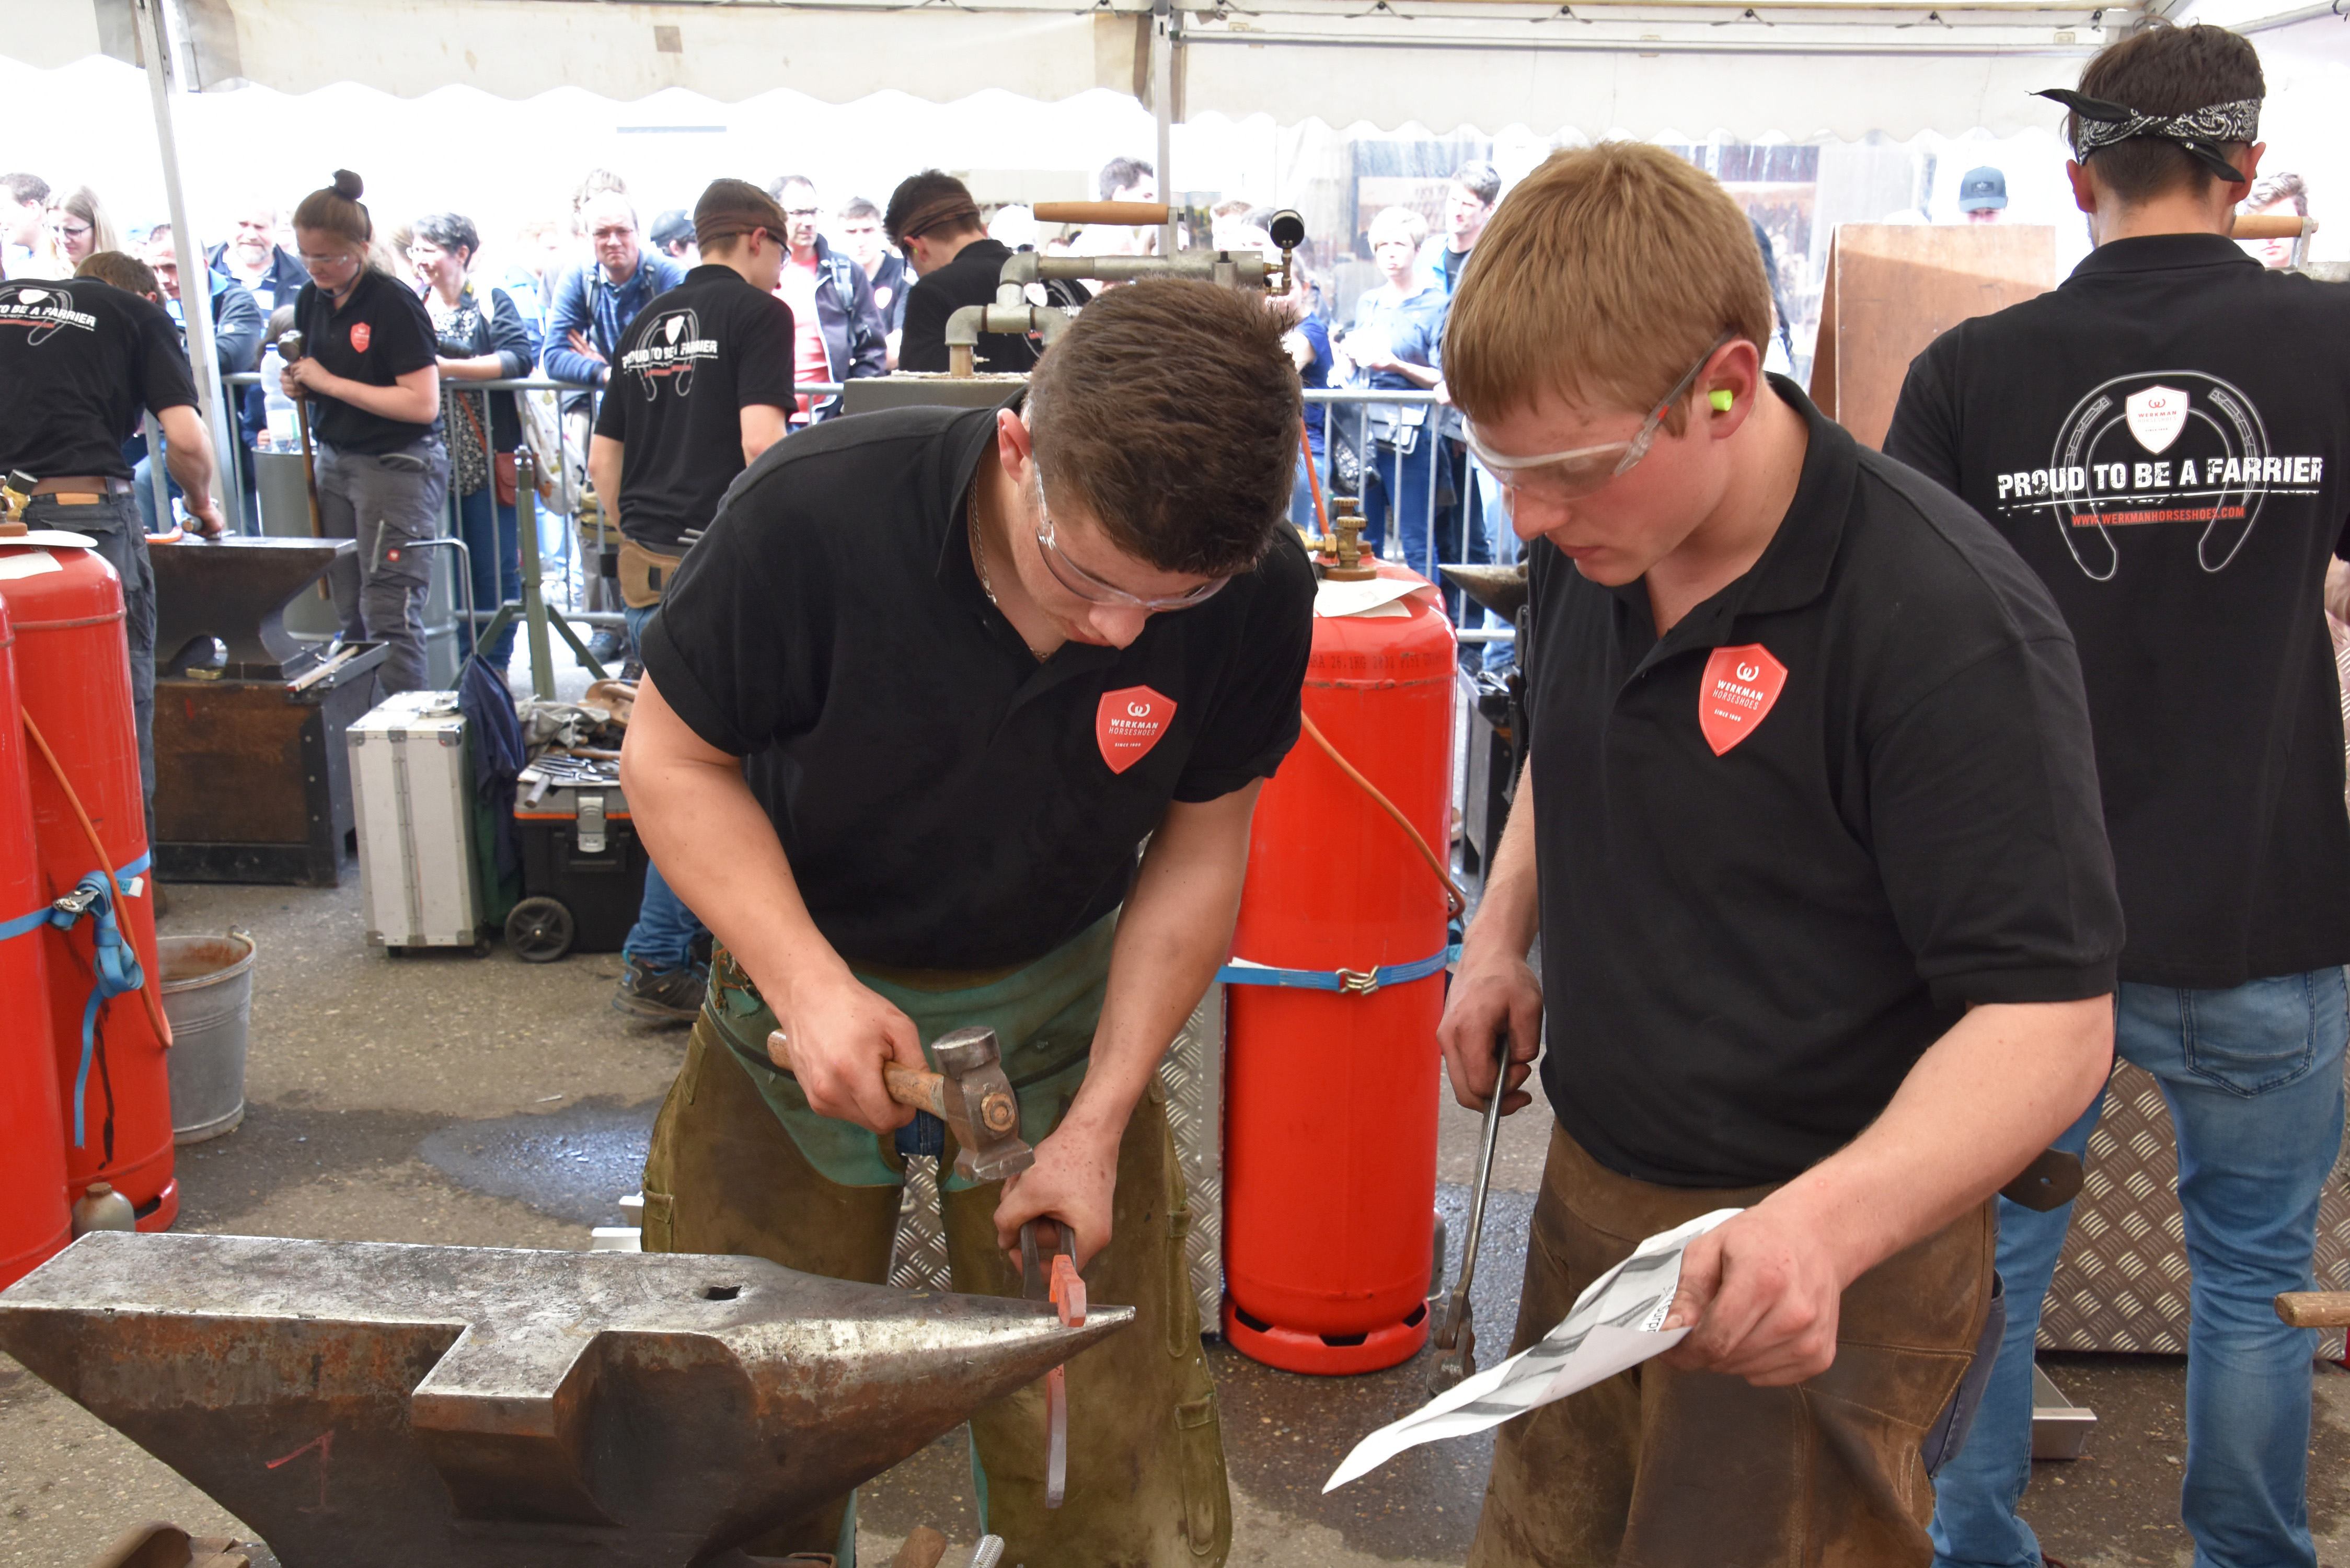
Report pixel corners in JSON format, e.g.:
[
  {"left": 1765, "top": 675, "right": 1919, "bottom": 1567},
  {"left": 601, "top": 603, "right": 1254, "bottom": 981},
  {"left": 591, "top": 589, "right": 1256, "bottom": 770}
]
[
  {"left": 619, "top": 279, "right": 1314, "bottom": 1565},
  {"left": 1434, "top": 142, "right": 2127, "bottom": 1565}
]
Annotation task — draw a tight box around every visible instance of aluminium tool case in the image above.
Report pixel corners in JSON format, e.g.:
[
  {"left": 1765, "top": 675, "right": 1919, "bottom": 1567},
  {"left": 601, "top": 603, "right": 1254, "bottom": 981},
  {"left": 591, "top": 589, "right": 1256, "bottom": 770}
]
[
  {"left": 349, "top": 690, "right": 485, "bottom": 951},
  {"left": 514, "top": 768, "right": 648, "bottom": 954}
]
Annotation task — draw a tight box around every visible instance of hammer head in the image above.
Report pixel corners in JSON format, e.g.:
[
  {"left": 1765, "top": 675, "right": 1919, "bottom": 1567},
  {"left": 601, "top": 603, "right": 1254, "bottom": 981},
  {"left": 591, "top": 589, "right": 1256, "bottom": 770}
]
[{"left": 930, "top": 1027, "right": 1033, "bottom": 1185}]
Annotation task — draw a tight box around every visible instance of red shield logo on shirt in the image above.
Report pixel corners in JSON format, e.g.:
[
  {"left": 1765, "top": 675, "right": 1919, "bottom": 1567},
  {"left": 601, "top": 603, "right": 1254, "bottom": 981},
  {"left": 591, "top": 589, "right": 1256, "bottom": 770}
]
[
  {"left": 349, "top": 321, "right": 372, "bottom": 353},
  {"left": 1097, "top": 686, "right": 1176, "bottom": 775},
  {"left": 1698, "top": 644, "right": 1788, "bottom": 756}
]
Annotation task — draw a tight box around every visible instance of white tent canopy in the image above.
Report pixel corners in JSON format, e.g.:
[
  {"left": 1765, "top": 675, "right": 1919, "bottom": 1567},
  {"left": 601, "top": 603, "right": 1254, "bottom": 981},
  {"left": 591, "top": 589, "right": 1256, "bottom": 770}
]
[{"left": 18, "top": 0, "right": 2127, "bottom": 141}]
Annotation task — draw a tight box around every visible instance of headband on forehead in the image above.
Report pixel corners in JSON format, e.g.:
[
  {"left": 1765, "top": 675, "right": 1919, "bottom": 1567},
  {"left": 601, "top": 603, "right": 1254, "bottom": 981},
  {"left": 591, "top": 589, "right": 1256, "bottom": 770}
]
[
  {"left": 2036, "top": 87, "right": 2261, "bottom": 184},
  {"left": 899, "top": 194, "right": 981, "bottom": 243}
]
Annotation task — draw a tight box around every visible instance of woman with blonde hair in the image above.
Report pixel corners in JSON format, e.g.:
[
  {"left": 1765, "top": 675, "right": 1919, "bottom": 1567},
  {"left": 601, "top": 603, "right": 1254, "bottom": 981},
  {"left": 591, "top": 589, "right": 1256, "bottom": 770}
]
[
  {"left": 278, "top": 169, "right": 445, "bottom": 695},
  {"left": 32, "top": 185, "right": 119, "bottom": 276}
]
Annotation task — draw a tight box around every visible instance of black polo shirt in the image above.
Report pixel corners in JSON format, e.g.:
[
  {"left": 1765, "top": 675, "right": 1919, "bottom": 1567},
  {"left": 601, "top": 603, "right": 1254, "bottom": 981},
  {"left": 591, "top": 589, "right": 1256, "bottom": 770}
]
[
  {"left": 0, "top": 277, "right": 196, "bottom": 481},
  {"left": 1887, "top": 234, "right": 2350, "bottom": 991},
  {"left": 899, "top": 239, "right": 1082, "bottom": 375},
  {"left": 1527, "top": 377, "right": 2122, "bottom": 1189},
  {"left": 640, "top": 401, "right": 1315, "bottom": 970},
  {"left": 592, "top": 266, "right": 798, "bottom": 551},
  {"left": 293, "top": 268, "right": 440, "bottom": 455}
]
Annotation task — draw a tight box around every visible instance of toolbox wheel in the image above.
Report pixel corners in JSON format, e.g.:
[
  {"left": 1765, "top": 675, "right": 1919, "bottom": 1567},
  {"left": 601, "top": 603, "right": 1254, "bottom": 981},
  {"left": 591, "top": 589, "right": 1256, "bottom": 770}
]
[{"left": 506, "top": 897, "right": 576, "bottom": 963}]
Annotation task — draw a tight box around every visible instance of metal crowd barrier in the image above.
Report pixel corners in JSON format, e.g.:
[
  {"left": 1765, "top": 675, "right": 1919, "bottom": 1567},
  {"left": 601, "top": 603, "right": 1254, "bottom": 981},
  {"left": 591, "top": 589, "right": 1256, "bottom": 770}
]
[{"left": 211, "top": 374, "right": 1511, "bottom": 664}]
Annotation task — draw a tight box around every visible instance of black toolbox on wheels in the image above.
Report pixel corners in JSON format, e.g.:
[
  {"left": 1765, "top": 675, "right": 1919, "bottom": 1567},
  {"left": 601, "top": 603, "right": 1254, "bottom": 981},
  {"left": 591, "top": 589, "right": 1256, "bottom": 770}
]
[{"left": 508, "top": 768, "right": 648, "bottom": 961}]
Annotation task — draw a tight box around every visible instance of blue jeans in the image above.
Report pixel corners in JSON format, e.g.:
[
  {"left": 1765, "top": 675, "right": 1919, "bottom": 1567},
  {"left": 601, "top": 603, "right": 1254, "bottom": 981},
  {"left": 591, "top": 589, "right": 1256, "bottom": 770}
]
[
  {"left": 1931, "top": 968, "right": 2348, "bottom": 1568},
  {"left": 456, "top": 485, "right": 520, "bottom": 671},
  {"left": 1470, "top": 457, "right": 1518, "bottom": 673},
  {"left": 619, "top": 602, "right": 707, "bottom": 972},
  {"left": 1288, "top": 447, "right": 1327, "bottom": 534}
]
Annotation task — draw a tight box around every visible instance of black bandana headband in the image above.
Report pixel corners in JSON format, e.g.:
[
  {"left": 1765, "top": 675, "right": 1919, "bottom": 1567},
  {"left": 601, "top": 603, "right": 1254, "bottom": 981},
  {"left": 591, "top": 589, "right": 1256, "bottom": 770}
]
[{"left": 2036, "top": 87, "right": 2261, "bottom": 183}]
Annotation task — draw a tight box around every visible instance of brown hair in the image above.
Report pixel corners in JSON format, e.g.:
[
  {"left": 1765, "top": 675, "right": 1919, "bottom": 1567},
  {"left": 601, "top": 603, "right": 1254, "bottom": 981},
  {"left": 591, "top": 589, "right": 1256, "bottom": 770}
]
[
  {"left": 74, "top": 250, "right": 157, "bottom": 298},
  {"left": 2246, "top": 170, "right": 2307, "bottom": 216},
  {"left": 1026, "top": 279, "right": 1301, "bottom": 577},
  {"left": 884, "top": 170, "right": 983, "bottom": 249},
  {"left": 695, "top": 178, "right": 788, "bottom": 251},
  {"left": 293, "top": 169, "right": 373, "bottom": 250},
  {"left": 2071, "top": 25, "right": 2264, "bottom": 206},
  {"left": 1445, "top": 142, "right": 1772, "bottom": 430}
]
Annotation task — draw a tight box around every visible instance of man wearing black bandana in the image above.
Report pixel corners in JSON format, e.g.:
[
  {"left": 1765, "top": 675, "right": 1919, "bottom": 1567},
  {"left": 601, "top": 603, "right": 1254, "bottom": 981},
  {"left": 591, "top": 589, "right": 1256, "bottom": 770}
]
[{"left": 1886, "top": 24, "right": 2350, "bottom": 1568}]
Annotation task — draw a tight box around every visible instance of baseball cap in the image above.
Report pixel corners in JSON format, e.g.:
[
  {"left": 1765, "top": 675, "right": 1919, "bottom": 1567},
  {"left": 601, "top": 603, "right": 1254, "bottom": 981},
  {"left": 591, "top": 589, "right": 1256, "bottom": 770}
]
[
  {"left": 649, "top": 209, "right": 695, "bottom": 251},
  {"left": 1957, "top": 167, "right": 2008, "bottom": 213}
]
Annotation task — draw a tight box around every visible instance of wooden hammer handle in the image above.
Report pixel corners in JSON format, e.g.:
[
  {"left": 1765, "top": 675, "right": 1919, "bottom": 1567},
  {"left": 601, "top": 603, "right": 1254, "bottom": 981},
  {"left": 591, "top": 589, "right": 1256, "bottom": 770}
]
[
  {"left": 883, "top": 1060, "right": 947, "bottom": 1116},
  {"left": 2232, "top": 213, "right": 2314, "bottom": 240},
  {"left": 1033, "top": 201, "right": 1168, "bottom": 226},
  {"left": 2276, "top": 1292, "right": 2350, "bottom": 1328}
]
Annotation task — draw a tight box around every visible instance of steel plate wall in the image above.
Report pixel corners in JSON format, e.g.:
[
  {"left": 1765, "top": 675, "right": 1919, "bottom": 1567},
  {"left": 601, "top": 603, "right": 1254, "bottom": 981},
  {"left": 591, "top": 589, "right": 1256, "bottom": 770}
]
[{"left": 2040, "top": 1059, "right": 2350, "bottom": 1360}]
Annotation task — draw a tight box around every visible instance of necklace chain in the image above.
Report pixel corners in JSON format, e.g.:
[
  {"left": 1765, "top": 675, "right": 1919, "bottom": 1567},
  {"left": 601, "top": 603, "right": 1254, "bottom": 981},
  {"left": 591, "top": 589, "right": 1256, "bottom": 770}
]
[{"left": 969, "top": 481, "right": 1051, "bottom": 661}]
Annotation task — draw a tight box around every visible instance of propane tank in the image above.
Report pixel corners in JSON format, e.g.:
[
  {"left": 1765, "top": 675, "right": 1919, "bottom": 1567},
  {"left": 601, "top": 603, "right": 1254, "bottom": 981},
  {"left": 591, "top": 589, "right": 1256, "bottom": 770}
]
[
  {"left": 0, "top": 592, "right": 71, "bottom": 1287},
  {"left": 1223, "top": 517, "right": 1456, "bottom": 1375},
  {"left": 70, "top": 1180, "right": 136, "bottom": 1236},
  {"left": 0, "top": 527, "right": 177, "bottom": 1232}
]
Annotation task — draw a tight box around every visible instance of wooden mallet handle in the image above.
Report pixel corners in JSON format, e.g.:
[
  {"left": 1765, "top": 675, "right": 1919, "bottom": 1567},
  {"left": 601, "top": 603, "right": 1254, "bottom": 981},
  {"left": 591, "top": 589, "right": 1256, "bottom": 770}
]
[
  {"left": 2276, "top": 1292, "right": 2350, "bottom": 1328},
  {"left": 883, "top": 1061, "right": 947, "bottom": 1116},
  {"left": 1032, "top": 201, "right": 1168, "bottom": 226},
  {"left": 2232, "top": 213, "right": 2313, "bottom": 240}
]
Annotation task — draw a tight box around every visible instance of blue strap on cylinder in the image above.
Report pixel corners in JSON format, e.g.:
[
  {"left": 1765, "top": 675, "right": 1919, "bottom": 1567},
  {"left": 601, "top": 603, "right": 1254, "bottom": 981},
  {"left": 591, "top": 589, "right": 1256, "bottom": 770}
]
[
  {"left": 1216, "top": 943, "right": 1460, "bottom": 997},
  {"left": 0, "top": 850, "right": 149, "bottom": 945},
  {"left": 44, "top": 860, "right": 151, "bottom": 1149}
]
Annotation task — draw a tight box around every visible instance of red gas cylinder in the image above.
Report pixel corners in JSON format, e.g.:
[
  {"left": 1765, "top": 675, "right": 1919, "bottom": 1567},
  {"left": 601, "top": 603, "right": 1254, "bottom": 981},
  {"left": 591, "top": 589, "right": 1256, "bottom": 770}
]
[
  {"left": 1223, "top": 559, "right": 1456, "bottom": 1374},
  {"left": 0, "top": 592, "right": 72, "bottom": 1287},
  {"left": 0, "top": 529, "right": 176, "bottom": 1232}
]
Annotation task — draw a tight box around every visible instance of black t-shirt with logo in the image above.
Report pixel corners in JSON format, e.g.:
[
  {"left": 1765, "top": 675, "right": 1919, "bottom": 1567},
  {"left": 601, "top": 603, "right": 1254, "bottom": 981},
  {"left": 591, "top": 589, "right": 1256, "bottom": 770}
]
[
  {"left": 1887, "top": 234, "right": 2350, "bottom": 990},
  {"left": 1526, "top": 378, "right": 2122, "bottom": 1188},
  {"left": 899, "top": 239, "right": 1070, "bottom": 375},
  {"left": 591, "top": 264, "right": 798, "bottom": 551},
  {"left": 0, "top": 277, "right": 197, "bottom": 481},
  {"left": 293, "top": 268, "right": 441, "bottom": 455},
  {"left": 641, "top": 400, "right": 1315, "bottom": 970}
]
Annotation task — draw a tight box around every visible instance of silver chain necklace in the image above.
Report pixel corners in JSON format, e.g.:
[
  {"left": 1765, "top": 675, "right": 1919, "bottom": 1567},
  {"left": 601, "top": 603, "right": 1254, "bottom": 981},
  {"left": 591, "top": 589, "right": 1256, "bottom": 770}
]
[{"left": 968, "top": 481, "right": 1051, "bottom": 661}]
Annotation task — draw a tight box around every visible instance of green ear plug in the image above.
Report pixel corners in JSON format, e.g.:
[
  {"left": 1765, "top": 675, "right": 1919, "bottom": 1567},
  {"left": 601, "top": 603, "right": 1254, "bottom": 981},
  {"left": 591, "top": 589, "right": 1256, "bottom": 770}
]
[{"left": 1710, "top": 388, "right": 1735, "bottom": 412}]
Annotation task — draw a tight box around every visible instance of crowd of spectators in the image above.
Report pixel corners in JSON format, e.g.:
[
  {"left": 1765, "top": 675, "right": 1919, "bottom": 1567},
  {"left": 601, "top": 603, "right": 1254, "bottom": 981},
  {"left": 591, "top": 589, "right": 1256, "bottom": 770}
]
[{"left": 0, "top": 151, "right": 1779, "bottom": 669}]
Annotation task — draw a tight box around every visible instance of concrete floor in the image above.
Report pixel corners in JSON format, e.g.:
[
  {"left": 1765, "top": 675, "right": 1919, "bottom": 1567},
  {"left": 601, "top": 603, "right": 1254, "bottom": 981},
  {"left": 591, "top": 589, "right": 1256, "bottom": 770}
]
[{"left": 6, "top": 869, "right": 2350, "bottom": 1566}]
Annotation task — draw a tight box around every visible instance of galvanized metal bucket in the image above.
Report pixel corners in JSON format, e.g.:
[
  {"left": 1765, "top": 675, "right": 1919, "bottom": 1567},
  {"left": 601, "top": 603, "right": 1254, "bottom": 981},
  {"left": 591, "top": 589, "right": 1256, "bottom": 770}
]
[{"left": 158, "top": 929, "right": 256, "bottom": 1145}]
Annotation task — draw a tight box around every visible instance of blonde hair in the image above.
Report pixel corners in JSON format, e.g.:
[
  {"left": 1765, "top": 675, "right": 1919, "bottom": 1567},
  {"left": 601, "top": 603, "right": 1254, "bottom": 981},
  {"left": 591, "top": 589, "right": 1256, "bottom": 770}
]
[
  {"left": 1367, "top": 205, "right": 1429, "bottom": 248},
  {"left": 1446, "top": 143, "right": 1772, "bottom": 431},
  {"left": 48, "top": 186, "right": 120, "bottom": 253}
]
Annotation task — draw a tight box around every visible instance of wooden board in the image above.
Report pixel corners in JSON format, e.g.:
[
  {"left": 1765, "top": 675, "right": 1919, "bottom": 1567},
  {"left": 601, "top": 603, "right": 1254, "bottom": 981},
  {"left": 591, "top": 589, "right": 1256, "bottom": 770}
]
[{"left": 1809, "top": 224, "right": 2058, "bottom": 451}]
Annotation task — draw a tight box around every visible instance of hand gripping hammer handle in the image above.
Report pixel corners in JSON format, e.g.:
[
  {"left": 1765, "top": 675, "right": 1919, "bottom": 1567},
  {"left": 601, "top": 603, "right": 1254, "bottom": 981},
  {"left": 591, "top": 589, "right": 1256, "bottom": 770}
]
[{"left": 1432, "top": 1029, "right": 1511, "bottom": 1393}]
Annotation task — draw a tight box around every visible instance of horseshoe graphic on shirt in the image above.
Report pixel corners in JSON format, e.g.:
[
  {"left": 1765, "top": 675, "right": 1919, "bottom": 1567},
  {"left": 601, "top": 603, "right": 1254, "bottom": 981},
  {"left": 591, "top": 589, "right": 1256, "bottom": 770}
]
[{"left": 618, "top": 308, "right": 711, "bottom": 402}]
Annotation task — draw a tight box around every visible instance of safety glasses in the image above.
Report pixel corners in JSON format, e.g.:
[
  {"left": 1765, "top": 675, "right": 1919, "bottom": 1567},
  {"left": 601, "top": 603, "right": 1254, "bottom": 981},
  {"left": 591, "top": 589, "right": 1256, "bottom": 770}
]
[
  {"left": 1466, "top": 331, "right": 1736, "bottom": 513},
  {"left": 1033, "top": 474, "right": 1229, "bottom": 612}
]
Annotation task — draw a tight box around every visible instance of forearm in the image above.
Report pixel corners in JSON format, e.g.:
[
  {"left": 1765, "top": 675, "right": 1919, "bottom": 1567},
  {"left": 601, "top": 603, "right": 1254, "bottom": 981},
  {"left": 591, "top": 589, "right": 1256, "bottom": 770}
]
[
  {"left": 1393, "top": 359, "right": 1443, "bottom": 389},
  {"left": 1062, "top": 793, "right": 1256, "bottom": 1144},
  {"left": 314, "top": 373, "right": 436, "bottom": 423},
  {"left": 1769, "top": 996, "right": 2111, "bottom": 1287},
  {"left": 618, "top": 687, "right": 849, "bottom": 1011},
  {"left": 160, "top": 428, "right": 218, "bottom": 507},
  {"left": 587, "top": 437, "right": 623, "bottom": 528},
  {"left": 437, "top": 353, "right": 508, "bottom": 382}
]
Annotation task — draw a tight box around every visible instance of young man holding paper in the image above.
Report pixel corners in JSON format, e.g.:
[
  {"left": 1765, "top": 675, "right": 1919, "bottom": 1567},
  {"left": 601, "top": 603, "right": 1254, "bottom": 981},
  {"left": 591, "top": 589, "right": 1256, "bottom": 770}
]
[{"left": 1433, "top": 142, "right": 2125, "bottom": 1565}]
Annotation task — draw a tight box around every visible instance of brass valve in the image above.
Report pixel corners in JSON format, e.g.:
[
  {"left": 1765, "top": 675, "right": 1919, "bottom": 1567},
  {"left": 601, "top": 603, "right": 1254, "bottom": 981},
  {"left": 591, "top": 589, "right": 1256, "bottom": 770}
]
[
  {"left": 1, "top": 469, "right": 38, "bottom": 534},
  {"left": 1314, "top": 498, "right": 1378, "bottom": 581}
]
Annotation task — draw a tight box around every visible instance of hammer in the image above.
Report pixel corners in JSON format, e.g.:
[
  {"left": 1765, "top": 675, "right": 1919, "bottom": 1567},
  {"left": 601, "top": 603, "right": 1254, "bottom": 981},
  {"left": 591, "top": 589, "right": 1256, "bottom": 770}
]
[{"left": 767, "top": 1024, "right": 1033, "bottom": 1184}]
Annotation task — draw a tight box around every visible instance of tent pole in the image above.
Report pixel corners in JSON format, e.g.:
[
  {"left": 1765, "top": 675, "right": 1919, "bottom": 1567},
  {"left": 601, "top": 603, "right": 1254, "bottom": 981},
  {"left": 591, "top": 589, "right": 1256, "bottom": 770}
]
[
  {"left": 1153, "top": 0, "right": 1176, "bottom": 258},
  {"left": 134, "top": 0, "right": 237, "bottom": 530}
]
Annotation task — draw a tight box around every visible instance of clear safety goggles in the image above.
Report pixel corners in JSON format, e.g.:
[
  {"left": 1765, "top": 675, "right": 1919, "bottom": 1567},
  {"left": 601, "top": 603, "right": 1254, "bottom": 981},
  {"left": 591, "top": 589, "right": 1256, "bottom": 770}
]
[
  {"left": 1465, "top": 332, "right": 1735, "bottom": 512},
  {"left": 1033, "top": 472, "right": 1229, "bottom": 612}
]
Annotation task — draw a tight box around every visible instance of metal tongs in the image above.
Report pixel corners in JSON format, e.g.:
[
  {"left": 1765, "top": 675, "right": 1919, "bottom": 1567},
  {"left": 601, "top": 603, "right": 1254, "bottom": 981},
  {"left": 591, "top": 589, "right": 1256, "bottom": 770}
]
[
  {"left": 1020, "top": 1218, "right": 1085, "bottom": 1508},
  {"left": 1430, "top": 1030, "right": 1511, "bottom": 1393}
]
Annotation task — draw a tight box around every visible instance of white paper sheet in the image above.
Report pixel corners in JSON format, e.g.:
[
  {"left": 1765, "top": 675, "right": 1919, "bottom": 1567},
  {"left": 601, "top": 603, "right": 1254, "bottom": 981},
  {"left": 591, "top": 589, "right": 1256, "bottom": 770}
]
[
  {"left": 1323, "top": 1207, "right": 1743, "bottom": 1492},
  {"left": 1314, "top": 577, "right": 1420, "bottom": 619},
  {"left": 0, "top": 548, "right": 61, "bottom": 580}
]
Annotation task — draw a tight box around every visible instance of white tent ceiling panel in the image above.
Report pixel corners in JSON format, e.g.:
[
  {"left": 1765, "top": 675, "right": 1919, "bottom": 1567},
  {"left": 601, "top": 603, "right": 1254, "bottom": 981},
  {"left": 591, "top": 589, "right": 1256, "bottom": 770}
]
[
  {"left": 1182, "top": 39, "right": 2086, "bottom": 139},
  {"left": 16, "top": 6, "right": 106, "bottom": 68},
  {"left": 170, "top": 0, "right": 1137, "bottom": 104}
]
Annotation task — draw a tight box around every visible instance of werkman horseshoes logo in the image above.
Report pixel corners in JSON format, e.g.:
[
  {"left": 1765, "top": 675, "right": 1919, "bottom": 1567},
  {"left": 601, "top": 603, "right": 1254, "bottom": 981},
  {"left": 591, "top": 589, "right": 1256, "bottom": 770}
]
[
  {"left": 1699, "top": 644, "right": 1788, "bottom": 756},
  {"left": 1990, "top": 371, "right": 2326, "bottom": 580},
  {"left": 1096, "top": 686, "right": 1176, "bottom": 774}
]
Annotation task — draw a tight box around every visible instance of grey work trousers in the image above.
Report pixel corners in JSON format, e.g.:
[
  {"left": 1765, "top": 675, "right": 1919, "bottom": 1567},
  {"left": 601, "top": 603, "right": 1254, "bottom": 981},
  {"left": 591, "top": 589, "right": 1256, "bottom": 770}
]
[
  {"left": 22, "top": 491, "right": 155, "bottom": 847},
  {"left": 316, "top": 437, "right": 448, "bottom": 696}
]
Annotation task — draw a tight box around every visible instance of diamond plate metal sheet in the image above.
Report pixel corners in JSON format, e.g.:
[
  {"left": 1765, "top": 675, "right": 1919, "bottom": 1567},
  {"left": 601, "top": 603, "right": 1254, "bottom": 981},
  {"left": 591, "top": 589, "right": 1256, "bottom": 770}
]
[
  {"left": 2040, "top": 1058, "right": 2350, "bottom": 1358},
  {"left": 886, "top": 985, "right": 1226, "bottom": 1332}
]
